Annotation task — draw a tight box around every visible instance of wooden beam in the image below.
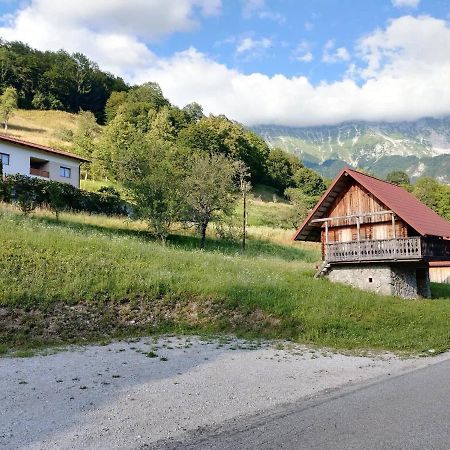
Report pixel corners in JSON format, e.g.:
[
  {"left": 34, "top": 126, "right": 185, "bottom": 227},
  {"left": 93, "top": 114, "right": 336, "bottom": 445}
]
[
  {"left": 356, "top": 216, "right": 361, "bottom": 242},
  {"left": 310, "top": 210, "right": 393, "bottom": 224}
]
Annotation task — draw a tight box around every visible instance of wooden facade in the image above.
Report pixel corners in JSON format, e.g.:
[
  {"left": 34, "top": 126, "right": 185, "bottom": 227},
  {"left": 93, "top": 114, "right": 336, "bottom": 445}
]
[
  {"left": 305, "top": 178, "right": 450, "bottom": 264},
  {"left": 321, "top": 182, "right": 409, "bottom": 245},
  {"left": 294, "top": 168, "right": 450, "bottom": 297}
]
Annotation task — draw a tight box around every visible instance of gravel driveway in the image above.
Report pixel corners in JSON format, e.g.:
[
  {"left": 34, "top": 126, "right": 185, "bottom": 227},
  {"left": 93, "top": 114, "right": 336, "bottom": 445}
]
[{"left": 1, "top": 336, "right": 446, "bottom": 449}]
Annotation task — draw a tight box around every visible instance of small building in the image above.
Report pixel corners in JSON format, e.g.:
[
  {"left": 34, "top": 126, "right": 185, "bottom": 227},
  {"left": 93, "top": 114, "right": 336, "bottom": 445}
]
[
  {"left": 0, "top": 134, "right": 88, "bottom": 188},
  {"left": 429, "top": 261, "right": 450, "bottom": 285},
  {"left": 293, "top": 168, "right": 450, "bottom": 298}
]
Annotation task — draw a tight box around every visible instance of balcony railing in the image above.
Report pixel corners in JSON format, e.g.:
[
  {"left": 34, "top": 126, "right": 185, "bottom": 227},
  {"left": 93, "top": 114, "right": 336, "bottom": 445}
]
[
  {"left": 30, "top": 167, "right": 49, "bottom": 178},
  {"left": 325, "top": 237, "right": 450, "bottom": 263}
]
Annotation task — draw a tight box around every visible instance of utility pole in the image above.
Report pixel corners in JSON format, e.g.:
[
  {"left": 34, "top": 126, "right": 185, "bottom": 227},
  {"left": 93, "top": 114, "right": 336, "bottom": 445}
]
[{"left": 237, "top": 161, "right": 251, "bottom": 251}]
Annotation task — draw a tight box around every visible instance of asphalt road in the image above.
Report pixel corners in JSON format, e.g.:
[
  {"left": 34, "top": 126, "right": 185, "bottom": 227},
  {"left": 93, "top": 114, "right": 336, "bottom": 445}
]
[{"left": 152, "top": 357, "right": 450, "bottom": 450}]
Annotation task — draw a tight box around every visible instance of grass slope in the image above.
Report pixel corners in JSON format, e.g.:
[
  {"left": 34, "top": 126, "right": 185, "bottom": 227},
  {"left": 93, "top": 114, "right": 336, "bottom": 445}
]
[
  {"left": 1, "top": 205, "right": 450, "bottom": 355},
  {"left": 3, "top": 109, "right": 79, "bottom": 150}
]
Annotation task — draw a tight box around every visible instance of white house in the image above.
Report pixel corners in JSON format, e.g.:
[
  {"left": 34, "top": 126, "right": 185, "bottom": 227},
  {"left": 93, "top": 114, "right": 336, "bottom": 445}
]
[{"left": 0, "top": 134, "right": 89, "bottom": 188}]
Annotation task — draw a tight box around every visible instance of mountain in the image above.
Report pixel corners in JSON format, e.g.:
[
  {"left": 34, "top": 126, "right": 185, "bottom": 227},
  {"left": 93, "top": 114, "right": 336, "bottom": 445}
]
[{"left": 252, "top": 117, "right": 450, "bottom": 183}]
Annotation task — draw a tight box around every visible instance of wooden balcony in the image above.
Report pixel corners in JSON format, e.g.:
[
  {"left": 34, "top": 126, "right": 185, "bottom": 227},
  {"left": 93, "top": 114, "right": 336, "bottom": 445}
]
[
  {"left": 30, "top": 167, "right": 49, "bottom": 178},
  {"left": 325, "top": 237, "right": 450, "bottom": 263}
]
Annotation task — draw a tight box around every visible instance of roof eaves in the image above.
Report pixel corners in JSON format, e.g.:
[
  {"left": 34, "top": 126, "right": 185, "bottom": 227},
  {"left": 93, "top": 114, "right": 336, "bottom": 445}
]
[
  {"left": 292, "top": 167, "right": 349, "bottom": 241},
  {"left": 0, "top": 134, "right": 90, "bottom": 163}
]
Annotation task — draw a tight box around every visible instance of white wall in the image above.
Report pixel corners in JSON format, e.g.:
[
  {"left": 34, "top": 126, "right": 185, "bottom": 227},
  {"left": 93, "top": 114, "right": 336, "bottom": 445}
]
[{"left": 0, "top": 141, "right": 81, "bottom": 188}]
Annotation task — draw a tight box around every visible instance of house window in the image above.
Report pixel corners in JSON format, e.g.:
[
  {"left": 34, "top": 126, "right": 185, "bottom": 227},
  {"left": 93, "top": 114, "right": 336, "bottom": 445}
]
[
  {"left": 1, "top": 152, "right": 10, "bottom": 166},
  {"left": 60, "top": 166, "right": 71, "bottom": 178}
]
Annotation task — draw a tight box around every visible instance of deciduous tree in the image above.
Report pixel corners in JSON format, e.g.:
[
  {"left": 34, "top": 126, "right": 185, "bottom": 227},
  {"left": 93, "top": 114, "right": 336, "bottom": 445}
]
[
  {"left": 0, "top": 86, "right": 17, "bottom": 130},
  {"left": 386, "top": 170, "right": 410, "bottom": 186},
  {"left": 115, "top": 137, "right": 185, "bottom": 242},
  {"left": 183, "top": 154, "right": 238, "bottom": 249}
]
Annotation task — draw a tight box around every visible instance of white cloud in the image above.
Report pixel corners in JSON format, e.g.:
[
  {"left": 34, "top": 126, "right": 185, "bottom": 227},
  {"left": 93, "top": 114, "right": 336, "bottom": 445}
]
[
  {"left": 236, "top": 37, "right": 272, "bottom": 54},
  {"left": 241, "top": 0, "right": 285, "bottom": 23},
  {"left": 296, "top": 52, "right": 313, "bottom": 62},
  {"left": 136, "top": 16, "right": 450, "bottom": 127},
  {"left": 0, "top": 0, "right": 221, "bottom": 77},
  {"left": 292, "top": 40, "right": 314, "bottom": 62},
  {"left": 322, "top": 40, "right": 351, "bottom": 63},
  {"left": 1, "top": 3, "right": 450, "bottom": 127},
  {"left": 392, "top": 0, "right": 420, "bottom": 8},
  {"left": 242, "top": 0, "right": 264, "bottom": 17}
]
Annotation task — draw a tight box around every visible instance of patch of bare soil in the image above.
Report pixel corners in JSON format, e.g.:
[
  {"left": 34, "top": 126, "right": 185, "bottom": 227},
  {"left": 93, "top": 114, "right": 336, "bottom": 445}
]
[{"left": 0, "top": 297, "right": 286, "bottom": 349}]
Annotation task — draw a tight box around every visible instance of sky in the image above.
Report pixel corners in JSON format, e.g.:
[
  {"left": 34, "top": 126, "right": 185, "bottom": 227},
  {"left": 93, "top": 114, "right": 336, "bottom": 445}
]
[{"left": 0, "top": 0, "right": 450, "bottom": 127}]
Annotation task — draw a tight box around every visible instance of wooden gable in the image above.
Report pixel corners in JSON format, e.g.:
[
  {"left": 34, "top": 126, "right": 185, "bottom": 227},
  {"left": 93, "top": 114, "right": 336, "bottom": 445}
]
[
  {"left": 327, "top": 181, "right": 390, "bottom": 226},
  {"left": 321, "top": 180, "right": 408, "bottom": 244}
]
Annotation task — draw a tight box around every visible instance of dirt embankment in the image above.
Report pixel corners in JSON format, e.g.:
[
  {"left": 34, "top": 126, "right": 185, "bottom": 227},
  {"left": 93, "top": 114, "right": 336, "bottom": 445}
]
[{"left": 0, "top": 296, "right": 286, "bottom": 350}]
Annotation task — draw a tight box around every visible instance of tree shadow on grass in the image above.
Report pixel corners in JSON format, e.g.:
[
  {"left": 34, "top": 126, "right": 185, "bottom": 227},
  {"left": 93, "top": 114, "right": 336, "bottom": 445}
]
[
  {"left": 168, "top": 233, "right": 319, "bottom": 263},
  {"left": 431, "top": 283, "right": 450, "bottom": 299},
  {"left": 25, "top": 213, "right": 319, "bottom": 263},
  {"left": 8, "top": 124, "right": 46, "bottom": 133}
]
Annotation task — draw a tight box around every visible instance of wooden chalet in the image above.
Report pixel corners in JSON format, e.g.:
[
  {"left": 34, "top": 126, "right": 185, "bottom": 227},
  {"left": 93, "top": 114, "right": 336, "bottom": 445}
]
[{"left": 293, "top": 168, "right": 450, "bottom": 298}]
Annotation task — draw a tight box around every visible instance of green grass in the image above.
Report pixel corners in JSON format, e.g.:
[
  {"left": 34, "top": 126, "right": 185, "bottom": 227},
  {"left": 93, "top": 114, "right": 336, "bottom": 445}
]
[
  {"left": 431, "top": 283, "right": 450, "bottom": 299},
  {"left": 1, "top": 205, "right": 450, "bottom": 355},
  {"left": 80, "top": 179, "right": 116, "bottom": 193},
  {"left": 5, "top": 109, "right": 80, "bottom": 150}
]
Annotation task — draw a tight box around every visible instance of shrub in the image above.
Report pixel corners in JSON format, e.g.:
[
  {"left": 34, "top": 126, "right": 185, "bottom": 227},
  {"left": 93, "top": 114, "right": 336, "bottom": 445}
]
[{"left": 1, "top": 174, "right": 127, "bottom": 216}]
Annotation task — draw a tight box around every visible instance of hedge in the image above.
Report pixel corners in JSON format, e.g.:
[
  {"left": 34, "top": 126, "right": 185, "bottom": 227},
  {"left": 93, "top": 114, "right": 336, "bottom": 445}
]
[{"left": 0, "top": 174, "right": 127, "bottom": 216}]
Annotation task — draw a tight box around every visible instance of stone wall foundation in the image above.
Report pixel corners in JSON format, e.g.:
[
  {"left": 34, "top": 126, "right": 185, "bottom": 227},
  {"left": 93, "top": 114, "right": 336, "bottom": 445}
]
[{"left": 326, "top": 262, "right": 430, "bottom": 299}]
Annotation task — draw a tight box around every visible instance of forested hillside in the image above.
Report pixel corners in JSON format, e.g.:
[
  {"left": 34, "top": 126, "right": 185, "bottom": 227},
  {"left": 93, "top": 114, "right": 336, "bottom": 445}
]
[
  {"left": 0, "top": 40, "right": 128, "bottom": 122},
  {"left": 0, "top": 39, "right": 449, "bottom": 228}
]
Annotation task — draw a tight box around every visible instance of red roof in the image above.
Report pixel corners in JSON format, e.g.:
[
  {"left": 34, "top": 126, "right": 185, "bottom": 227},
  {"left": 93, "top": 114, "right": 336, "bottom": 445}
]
[
  {"left": 293, "top": 167, "right": 450, "bottom": 241},
  {"left": 0, "top": 134, "right": 90, "bottom": 162}
]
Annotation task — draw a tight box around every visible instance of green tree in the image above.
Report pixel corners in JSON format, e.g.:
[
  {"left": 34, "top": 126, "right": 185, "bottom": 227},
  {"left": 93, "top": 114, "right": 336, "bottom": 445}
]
[
  {"left": 0, "top": 46, "right": 12, "bottom": 89},
  {"left": 412, "top": 177, "right": 450, "bottom": 220},
  {"left": 0, "top": 86, "right": 17, "bottom": 130},
  {"left": 148, "top": 106, "right": 176, "bottom": 141},
  {"left": 183, "top": 102, "right": 204, "bottom": 123},
  {"left": 114, "top": 136, "right": 185, "bottom": 242},
  {"left": 178, "top": 115, "right": 270, "bottom": 183},
  {"left": 183, "top": 153, "right": 238, "bottom": 249},
  {"left": 72, "top": 110, "right": 101, "bottom": 178},
  {"left": 265, "top": 148, "right": 302, "bottom": 192},
  {"left": 105, "top": 91, "right": 128, "bottom": 123},
  {"left": 386, "top": 170, "right": 410, "bottom": 186},
  {"left": 292, "top": 166, "right": 327, "bottom": 196},
  {"left": 413, "top": 177, "right": 440, "bottom": 210},
  {"left": 94, "top": 112, "right": 139, "bottom": 178},
  {"left": 284, "top": 187, "right": 318, "bottom": 229},
  {"left": 127, "top": 82, "right": 169, "bottom": 111},
  {"left": 45, "top": 181, "right": 66, "bottom": 220}
]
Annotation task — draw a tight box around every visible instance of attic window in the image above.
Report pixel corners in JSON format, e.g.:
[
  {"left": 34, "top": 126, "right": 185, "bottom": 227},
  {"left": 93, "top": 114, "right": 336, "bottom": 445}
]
[{"left": 368, "top": 277, "right": 373, "bottom": 283}]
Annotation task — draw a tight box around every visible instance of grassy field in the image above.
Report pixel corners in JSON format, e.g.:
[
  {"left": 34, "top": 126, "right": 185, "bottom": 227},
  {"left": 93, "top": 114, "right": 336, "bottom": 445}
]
[
  {"left": 3, "top": 110, "right": 296, "bottom": 228},
  {"left": 3, "top": 109, "right": 79, "bottom": 150},
  {"left": 1, "top": 204, "right": 450, "bottom": 355}
]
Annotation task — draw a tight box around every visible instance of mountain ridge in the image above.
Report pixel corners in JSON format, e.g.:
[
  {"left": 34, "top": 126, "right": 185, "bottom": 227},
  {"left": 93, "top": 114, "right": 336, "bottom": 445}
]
[{"left": 252, "top": 117, "right": 450, "bottom": 183}]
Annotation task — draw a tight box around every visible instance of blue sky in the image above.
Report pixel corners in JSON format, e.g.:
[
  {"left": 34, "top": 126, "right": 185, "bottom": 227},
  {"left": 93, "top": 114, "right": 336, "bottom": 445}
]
[
  {"left": 150, "top": 0, "right": 449, "bottom": 83},
  {"left": 1, "top": 0, "right": 450, "bottom": 126}
]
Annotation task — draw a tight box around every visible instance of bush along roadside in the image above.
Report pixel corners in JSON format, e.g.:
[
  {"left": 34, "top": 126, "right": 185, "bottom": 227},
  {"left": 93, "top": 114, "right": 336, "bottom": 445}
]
[{"left": 0, "top": 174, "right": 127, "bottom": 216}]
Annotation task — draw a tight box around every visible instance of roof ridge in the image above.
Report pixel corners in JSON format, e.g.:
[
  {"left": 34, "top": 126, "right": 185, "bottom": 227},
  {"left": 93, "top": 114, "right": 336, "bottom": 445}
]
[
  {"left": 293, "top": 166, "right": 450, "bottom": 241},
  {"left": 344, "top": 167, "right": 399, "bottom": 187}
]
